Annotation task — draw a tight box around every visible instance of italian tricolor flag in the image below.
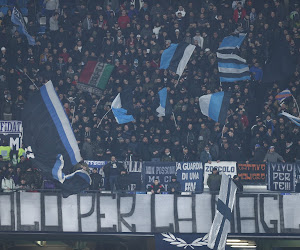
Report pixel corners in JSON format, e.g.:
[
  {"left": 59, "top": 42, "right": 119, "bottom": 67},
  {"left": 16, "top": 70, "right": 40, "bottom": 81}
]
[{"left": 79, "top": 61, "right": 114, "bottom": 90}]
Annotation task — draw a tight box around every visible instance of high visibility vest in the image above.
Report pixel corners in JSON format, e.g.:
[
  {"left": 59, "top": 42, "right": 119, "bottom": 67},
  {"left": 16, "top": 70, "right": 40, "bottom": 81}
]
[
  {"left": 0, "top": 146, "right": 11, "bottom": 161},
  {"left": 18, "top": 148, "right": 26, "bottom": 162}
]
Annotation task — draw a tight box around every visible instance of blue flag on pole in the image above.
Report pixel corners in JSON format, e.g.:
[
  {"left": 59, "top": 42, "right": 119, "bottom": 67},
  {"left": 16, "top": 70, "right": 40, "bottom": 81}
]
[
  {"left": 11, "top": 7, "right": 35, "bottom": 46},
  {"left": 111, "top": 89, "right": 135, "bottom": 124},
  {"left": 199, "top": 92, "right": 231, "bottom": 124},
  {"left": 22, "top": 81, "right": 91, "bottom": 198}
]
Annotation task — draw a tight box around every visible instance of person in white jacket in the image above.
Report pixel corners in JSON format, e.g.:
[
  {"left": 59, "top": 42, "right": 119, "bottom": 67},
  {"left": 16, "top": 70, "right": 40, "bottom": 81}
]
[{"left": 1, "top": 173, "right": 16, "bottom": 192}]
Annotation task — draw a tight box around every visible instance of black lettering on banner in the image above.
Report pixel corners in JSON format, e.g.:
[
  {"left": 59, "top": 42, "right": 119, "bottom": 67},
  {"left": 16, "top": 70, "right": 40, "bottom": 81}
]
[
  {"left": 236, "top": 194, "right": 259, "bottom": 233},
  {"left": 16, "top": 192, "right": 39, "bottom": 231},
  {"left": 0, "top": 193, "right": 15, "bottom": 231},
  {"left": 77, "top": 193, "right": 96, "bottom": 232},
  {"left": 117, "top": 193, "right": 136, "bottom": 232},
  {"left": 41, "top": 193, "right": 63, "bottom": 231},
  {"left": 279, "top": 195, "right": 300, "bottom": 233},
  {"left": 259, "top": 194, "right": 278, "bottom": 233},
  {"left": 174, "top": 194, "right": 196, "bottom": 233},
  {"left": 96, "top": 193, "right": 117, "bottom": 232},
  {"left": 151, "top": 194, "right": 174, "bottom": 232}
]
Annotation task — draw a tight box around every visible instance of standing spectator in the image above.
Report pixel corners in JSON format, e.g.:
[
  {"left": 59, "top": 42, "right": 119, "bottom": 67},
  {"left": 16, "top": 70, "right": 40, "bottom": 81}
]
[
  {"left": 263, "top": 146, "right": 285, "bottom": 163},
  {"left": 168, "top": 175, "right": 181, "bottom": 194},
  {"left": 90, "top": 168, "right": 102, "bottom": 191},
  {"left": 49, "top": 12, "right": 59, "bottom": 33},
  {"left": 200, "top": 145, "right": 212, "bottom": 166},
  {"left": 117, "top": 169, "right": 129, "bottom": 191},
  {"left": 233, "top": 3, "right": 246, "bottom": 24},
  {"left": 118, "top": 10, "right": 130, "bottom": 30},
  {"left": 161, "top": 148, "right": 176, "bottom": 162},
  {"left": 207, "top": 167, "right": 222, "bottom": 192},
  {"left": 103, "top": 156, "right": 124, "bottom": 192},
  {"left": 148, "top": 179, "right": 165, "bottom": 194},
  {"left": 233, "top": 175, "right": 243, "bottom": 193}
]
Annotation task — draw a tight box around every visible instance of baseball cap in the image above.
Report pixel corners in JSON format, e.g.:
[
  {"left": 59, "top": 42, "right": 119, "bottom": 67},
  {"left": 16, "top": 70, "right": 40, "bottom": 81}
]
[{"left": 255, "top": 144, "right": 260, "bottom": 148}]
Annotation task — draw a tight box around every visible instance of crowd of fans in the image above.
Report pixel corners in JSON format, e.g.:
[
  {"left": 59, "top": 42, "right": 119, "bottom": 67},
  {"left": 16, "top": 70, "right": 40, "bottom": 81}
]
[{"left": 0, "top": 0, "right": 300, "bottom": 191}]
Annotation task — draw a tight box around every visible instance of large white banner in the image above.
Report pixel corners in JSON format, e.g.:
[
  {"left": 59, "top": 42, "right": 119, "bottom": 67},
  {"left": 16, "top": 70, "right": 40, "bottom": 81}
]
[
  {"left": 204, "top": 161, "right": 237, "bottom": 186},
  {"left": 0, "top": 192, "right": 299, "bottom": 234}
]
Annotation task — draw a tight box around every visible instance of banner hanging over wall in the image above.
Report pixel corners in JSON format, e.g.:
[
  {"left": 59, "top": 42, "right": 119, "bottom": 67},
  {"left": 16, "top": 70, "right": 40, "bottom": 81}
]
[
  {"left": 0, "top": 121, "right": 22, "bottom": 150},
  {"left": 1, "top": 192, "right": 300, "bottom": 234},
  {"left": 176, "top": 162, "right": 204, "bottom": 192},
  {"left": 268, "top": 163, "right": 296, "bottom": 191},
  {"left": 237, "top": 163, "right": 266, "bottom": 184},
  {"left": 204, "top": 161, "right": 237, "bottom": 186},
  {"left": 143, "top": 162, "right": 176, "bottom": 192}
]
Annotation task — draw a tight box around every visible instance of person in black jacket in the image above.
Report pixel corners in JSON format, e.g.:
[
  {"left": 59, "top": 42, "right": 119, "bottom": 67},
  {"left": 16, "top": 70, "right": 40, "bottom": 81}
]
[
  {"left": 117, "top": 169, "right": 129, "bottom": 191},
  {"left": 233, "top": 175, "right": 243, "bottom": 193},
  {"left": 148, "top": 179, "right": 165, "bottom": 194},
  {"left": 90, "top": 168, "right": 102, "bottom": 190},
  {"left": 168, "top": 175, "right": 181, "bottom": 194},
  {"left": 103, "top": 156, "right": 124, "bottom": 192}
]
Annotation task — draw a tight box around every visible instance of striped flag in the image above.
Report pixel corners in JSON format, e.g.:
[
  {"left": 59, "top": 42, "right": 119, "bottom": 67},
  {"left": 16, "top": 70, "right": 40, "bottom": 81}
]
[
  {"left": 11, "top": 7, "right": 35, "bottom": 45},
  {"left": 199, "top": 92, "right": 231, "bottom": 124},
  {"left": 217, "top": 52, "right": 250, "bottom": 83},
  {"left": 275, "top": 89, "right": 292, "bottom": 103},
  {"left": 160, "top": 42, "right": 196, "bottom": 77},
  {"left": 279, "top": 111, "right": 300, "bottom": 127},
  {"left": 207, "top": 174, "right": 237, "bottom": 250},
  {"left": 78, "top": 61, "right": 114, "bottom": 95},
  {"left": 22, "top": 81, "right": 91, "bottom": 198}
]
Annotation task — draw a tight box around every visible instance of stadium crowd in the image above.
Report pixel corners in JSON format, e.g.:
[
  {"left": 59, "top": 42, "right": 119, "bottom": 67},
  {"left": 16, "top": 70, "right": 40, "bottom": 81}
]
[{"left": 0, "top": 0, "right": 299, "bottom": 191}]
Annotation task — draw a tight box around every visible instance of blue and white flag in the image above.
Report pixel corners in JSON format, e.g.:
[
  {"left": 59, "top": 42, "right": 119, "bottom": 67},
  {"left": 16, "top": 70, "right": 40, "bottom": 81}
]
[
  {"left": 156, "top": 87, "right": 171, "bottom": 117},
  {"left": 199, "top": 92, "right": 231, "bottom": 124},
  {"left": 11, "top": 7, "right": 35, "bottom": 46},
  {"left": 279, "top": 111, "right": 300, "bottom": 127},
  {"left": 207, "top": 174, "right": 237, "bottom": 250},
  {"left": 160, "top": 42, "right": 195, "bottom": 77},
  {"left": 111, "top": 90, "right": 135, "bottom": 124},
  {"left": 218, "top": 33, "right": 246, "bottom": 53},
  {"left": 217, "top": 52, "right": 250, "bottom": 82},
  {"left": 22, "top": 81, "right": 91, "bottom": 198}
]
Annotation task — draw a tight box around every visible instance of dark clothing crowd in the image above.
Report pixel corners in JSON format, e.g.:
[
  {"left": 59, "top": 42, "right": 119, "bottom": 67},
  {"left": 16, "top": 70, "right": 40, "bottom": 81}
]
[{"left": 0, "top": 0, "right": 300, "bottom": 191}]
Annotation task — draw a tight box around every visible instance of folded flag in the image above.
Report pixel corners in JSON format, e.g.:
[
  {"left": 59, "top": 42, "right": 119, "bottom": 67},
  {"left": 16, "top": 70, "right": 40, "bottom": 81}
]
[
  {"left": 199, "top": 91, "right": 231, "bottom": 124},
  {"left": 217, "top": 52, "right": 250, "bottom": 83},
  {"left": 111, "top": 89, "right": 135, "bottom": 124},
  {"left": 11, "top": 7, "right": 35, "bottom": 46},
  {"left": 156, "top": 87, "right": 172, "bottom": 117},
  {"left": 78, "top": 61, "right": 114, "bottom": 96},
  {"left": 275, "top": 89, "right": 292, "bottom": 103},
  {"left": 218, "top": 33, "right": 246, "bottom": 53},
  {"left": 279, "top": 111, "right": 300, "bottom": 127},
  {"left": 160, "top": 42, "right": 195, "bottom": 77},
  {"left": 207, "top": 174, "right": 237, "bottom": 250},
  {"left": 22, "top": 81, "right": 91, "bottom": 198}
]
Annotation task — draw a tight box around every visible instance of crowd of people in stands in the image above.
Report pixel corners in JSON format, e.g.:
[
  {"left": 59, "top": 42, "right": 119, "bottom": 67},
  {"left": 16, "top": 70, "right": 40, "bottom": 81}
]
[{"left": 0, "top": 0, "right": 299, "bottom": 191}]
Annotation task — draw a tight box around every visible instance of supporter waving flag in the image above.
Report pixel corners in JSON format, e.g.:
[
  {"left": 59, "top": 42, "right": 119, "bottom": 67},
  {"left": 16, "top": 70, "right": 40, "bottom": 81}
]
[
  {"left": 275, "top": 89, "right": 292, "bottom": 104},
  {"left": 22, "top": 81, "right": 91, "bottom": 198}
]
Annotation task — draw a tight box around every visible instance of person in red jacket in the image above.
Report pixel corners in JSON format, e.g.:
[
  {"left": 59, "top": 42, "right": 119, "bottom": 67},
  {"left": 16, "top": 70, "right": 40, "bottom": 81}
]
[
  {"left": 118, "top": 10, "right": 130, "bottom": 29},
  {"left": 233, "top": 3, "right": 246, "bottom": 23}
]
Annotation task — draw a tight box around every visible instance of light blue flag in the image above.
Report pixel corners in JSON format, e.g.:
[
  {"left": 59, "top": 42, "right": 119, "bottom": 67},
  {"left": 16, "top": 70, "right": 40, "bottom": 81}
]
[
  {"left": 11, "top": 7, "right": 36, "bottom": 46},
  {"left": 160, "top": 44, "right": 178, "bottom": 69},
  {"left": 218, "top": 33, "right": 246, "bottom": 51},
  {"left": 111, "top": 93, "right": 135, "bottom": 124}
]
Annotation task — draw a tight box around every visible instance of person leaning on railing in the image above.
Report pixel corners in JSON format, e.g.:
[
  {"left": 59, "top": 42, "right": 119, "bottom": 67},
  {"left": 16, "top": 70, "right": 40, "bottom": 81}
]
[{"left": 263, "top": 146, "right": 285, "bottom": 163}]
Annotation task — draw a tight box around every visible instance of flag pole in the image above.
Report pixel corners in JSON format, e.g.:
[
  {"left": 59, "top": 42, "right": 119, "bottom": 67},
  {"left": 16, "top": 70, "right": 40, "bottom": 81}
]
[
  {"left": 172, "top": 112, "right": 177, "bottom": 128},
  {"left": 15, "top": 67, "right": 39, "bottom": 90},
  {"left": 221, "top": 113, "right": 232, "bottom": 138},
  {"left": 97, "top": 109, "right": 112, "bottom": 128}
]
